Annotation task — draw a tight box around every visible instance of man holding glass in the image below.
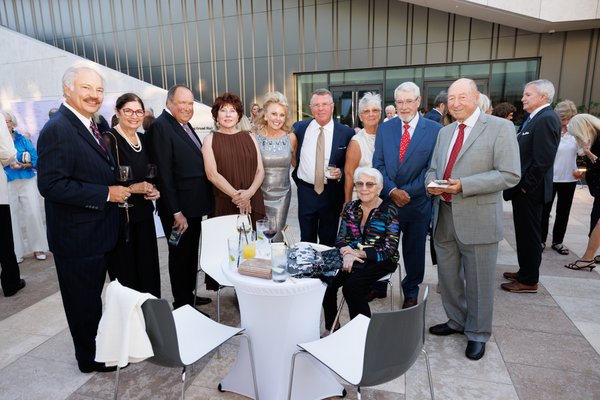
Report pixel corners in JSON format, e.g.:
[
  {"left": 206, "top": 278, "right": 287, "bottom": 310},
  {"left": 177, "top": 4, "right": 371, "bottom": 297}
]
[{"left": 37, "top": 64, "right": 130, "bottom": 373}]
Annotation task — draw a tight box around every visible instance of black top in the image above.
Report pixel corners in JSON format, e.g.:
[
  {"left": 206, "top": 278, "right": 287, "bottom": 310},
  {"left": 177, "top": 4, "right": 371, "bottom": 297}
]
[{"left": 103, "top": 128, "right": 155, "bottom": 222}]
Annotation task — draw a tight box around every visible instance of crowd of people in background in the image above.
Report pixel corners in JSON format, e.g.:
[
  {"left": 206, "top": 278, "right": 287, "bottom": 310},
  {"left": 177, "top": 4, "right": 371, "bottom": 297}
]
[{"left": 2, "top": 61, "right": 600, "bottom": 371}]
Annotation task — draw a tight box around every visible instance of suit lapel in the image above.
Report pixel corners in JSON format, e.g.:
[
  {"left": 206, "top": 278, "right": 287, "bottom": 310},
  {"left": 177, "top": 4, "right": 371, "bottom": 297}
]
[
  {"left": 401, "top": 118, "right": 426, "bottom": 164},
  {"left": 60, "top": 105, "right": 113, "bottom": 165},
  {"left": 163, "top": 111, "right": 203, "bottom": 156},
  {"left": 328, "top": 121, "right": 342, "bottom": 162},
  {"left": 456, "top": 114, "right": 487, "bottom": 163}
]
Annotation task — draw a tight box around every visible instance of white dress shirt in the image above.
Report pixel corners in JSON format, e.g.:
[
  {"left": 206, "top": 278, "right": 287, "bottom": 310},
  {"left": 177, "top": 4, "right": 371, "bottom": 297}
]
[
  {"left": 297, "top": 118, "right": 334, "bottom": 185},
  {"left": 445, "top": 107, "right": 481, "bottom": 167}
]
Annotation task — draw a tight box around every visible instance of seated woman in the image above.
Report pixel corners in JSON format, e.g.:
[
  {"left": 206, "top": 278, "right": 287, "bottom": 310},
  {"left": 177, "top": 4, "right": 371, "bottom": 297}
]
[{"left": 321, "top": 167, "right": 400, "bottom": 337}]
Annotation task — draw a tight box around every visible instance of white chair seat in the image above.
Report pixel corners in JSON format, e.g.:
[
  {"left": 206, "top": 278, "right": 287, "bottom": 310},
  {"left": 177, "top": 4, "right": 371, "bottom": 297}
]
[
  {"left": 173, "top": 305, "right": 243, "bottom": 365},
  {"left": 298, "top": 314, "right": 370, "bottom": 385}
]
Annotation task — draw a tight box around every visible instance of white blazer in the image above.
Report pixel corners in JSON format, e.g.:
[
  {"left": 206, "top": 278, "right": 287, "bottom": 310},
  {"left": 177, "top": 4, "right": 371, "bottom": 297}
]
[{"left": 0, "top": 114, "right": 16, "bottom": 205}]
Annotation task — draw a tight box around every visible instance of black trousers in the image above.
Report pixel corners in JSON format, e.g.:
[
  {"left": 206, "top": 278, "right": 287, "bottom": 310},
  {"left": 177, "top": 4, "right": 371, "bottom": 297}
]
[
  {"left": 511, "top": 191, "right": 543, "bottom": 285},
  {"left": 54, "top": 253, "right": 107, "bottom": 368},
  {"left": 0, "top": 204, "right": 21, "bottom": 294},
  {"left": 160, "top": 215, "right": 201, "bottom": 309},
  {"left": 541, "top": 182, "right": 576, "bottom": 244},
  {"left": 323, "top": 262, "right": 394, "bottom": 330},
  {"left": 297, "top": 181, "right": 343, "bottom": 246},
  {"left": 590, "top": 196, "right": 600, "bottom": 237}
]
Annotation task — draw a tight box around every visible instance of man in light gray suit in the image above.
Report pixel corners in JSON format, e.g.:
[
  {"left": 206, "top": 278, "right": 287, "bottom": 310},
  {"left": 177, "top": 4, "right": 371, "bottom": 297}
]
[{"left": 425, "top": 78, "right": 521, "bottom": 360}]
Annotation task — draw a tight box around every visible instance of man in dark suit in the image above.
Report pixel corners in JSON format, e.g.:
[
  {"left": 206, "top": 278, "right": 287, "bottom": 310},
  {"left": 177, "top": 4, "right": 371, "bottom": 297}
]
[
  {"left": 502, "top": 79, "right": 561, "bottom": 293},
  {"left": 292, "top": 88, "right": 354, "bottom": 246},
  {"left": 147, "top": 85, "right": 214, "bottom": 309},
  {"left": 373, "top": 82, "right": 442, "bottom": 308},
  {"left": 37, "top": 65, "right": 130, "bottom": 373},
  {"left": 424, "top": 91, "right": 447, "bottom": 123}
]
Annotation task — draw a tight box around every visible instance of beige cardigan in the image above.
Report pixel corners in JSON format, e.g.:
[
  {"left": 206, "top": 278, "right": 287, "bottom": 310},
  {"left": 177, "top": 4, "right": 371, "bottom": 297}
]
[{"left": 0, "top": 114, "right": 16, "bottom": 205}]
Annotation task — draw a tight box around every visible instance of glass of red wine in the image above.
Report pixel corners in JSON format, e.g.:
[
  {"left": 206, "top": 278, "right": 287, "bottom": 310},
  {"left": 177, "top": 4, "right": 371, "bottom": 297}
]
[
  {"left": 263, "top": 217, "right": 277, "bottom": 244},
  {"left": 118, "top": 165, "right": 134, "bottom": 208},
  {"left": 145, "top": 163, "right": 157, "bottom": 186}
]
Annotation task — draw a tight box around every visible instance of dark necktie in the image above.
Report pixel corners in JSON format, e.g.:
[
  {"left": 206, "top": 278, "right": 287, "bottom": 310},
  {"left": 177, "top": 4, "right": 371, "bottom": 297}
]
[
  {"left": 89, "top": 121, "right": 108, "bottom": 158},
  {"left": 183, "top": 124, "right": 202, "bottom": 150},
  {"left": 519, "top": 117, "right": 531, "bottom": 134},
  {"left": 442, "top": 123, "right": 466, "bottom": 202},
  {"left": 399, "top": 123, "right": 411, "bottom": 163}
]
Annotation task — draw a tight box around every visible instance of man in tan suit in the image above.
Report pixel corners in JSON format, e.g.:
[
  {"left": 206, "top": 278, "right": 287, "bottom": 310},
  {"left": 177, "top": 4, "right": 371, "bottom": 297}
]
[{"left": 425, "top": 78, "right": 521, "bottom": 360}]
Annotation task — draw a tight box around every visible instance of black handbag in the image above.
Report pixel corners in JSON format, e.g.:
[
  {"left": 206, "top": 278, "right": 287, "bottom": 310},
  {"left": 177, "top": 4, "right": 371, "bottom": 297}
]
[{"left": 319, "top": 248, "right": 343, "bottom": 272}]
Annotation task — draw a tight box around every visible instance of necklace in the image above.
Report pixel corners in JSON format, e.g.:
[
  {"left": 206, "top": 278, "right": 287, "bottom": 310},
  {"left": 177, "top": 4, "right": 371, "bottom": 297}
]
[{"left": 115, "top": 125, "right": 142, "bottom": 153}]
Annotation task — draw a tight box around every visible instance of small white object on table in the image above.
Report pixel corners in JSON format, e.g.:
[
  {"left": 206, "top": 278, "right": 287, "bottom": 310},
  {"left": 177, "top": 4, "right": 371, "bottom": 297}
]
[{"left": 220, "top": 242, "right": 344, "bottom": 400}]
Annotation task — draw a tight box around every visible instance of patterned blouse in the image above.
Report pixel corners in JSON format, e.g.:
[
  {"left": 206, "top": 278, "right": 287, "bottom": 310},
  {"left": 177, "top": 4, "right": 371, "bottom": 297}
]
[{"left": 335, "top": 199, "right": 400, "bottom": 265}]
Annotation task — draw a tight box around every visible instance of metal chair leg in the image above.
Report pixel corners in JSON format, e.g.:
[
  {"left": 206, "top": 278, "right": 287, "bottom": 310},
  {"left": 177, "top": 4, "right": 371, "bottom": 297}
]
[
  {"left": 113, "top": 366, "right": 120, "bottom": 400},
  {"left": 388, "top": 280, "right": 394, "bottom": 310},
  {"left": 287, "top": 350, "right": 303, "bottom": 400},
  {"left": 331, "top": 297, "right": 345, "bottom": 333},
  {"left": 422, "top": 348, "right": 435, "bottom": 400},
  {"left": 181, "top": 365, "right": 187, "bottom": 400},
  {"left": 239, "top": 333, "right": 260, "bottom": 399}
]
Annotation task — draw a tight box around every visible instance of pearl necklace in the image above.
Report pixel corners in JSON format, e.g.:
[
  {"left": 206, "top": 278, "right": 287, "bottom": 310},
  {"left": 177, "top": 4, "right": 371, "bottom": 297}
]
[{"left": 115, "top": 125, "right": 142, "bottom": 153}]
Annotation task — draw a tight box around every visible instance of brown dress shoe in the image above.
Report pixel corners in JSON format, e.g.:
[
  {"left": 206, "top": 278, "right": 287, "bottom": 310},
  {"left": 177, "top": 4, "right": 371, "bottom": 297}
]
[
  {"left": 402, "top": 297, "right": 418, "bottom": 309},
  {"left": 502, "top": 271, "right": 518, "bottom": 281},
  {"left": 500, "top": 280, "right": 538, "bottom": 293}
]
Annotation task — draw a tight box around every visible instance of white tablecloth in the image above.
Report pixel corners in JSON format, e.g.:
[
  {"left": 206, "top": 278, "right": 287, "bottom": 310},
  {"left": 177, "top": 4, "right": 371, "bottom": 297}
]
[{"left": 220, "top": 255, "right": 344, "bottom": 400}]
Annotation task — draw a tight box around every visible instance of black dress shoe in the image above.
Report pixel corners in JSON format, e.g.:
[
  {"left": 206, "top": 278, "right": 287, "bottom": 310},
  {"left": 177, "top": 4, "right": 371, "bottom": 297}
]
[
  {"left": 366, "top": 291, "right": 387, "bottom": 302},
  {"left": 402, "top": 296, "right": 418, "bottom": 309},
  {"left": 194, "top": 296, "right": 212, "bottom": 306},
  {"left": 4, "top": 279, "right": 25, "bottom": 297},
  {"left": 79, "top": 361, "right": 118, "bottom": 373},
  {"left": 465, "top": 340, "right": 486, "bottom": 360},
  {"left": 429, "top": 322, "right": 463, "bottom": 336}
]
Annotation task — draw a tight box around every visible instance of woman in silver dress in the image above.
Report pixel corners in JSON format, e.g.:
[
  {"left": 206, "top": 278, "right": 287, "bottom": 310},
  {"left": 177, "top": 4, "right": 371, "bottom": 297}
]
[{"left": 253, "top": 92, "right": 297, "bottom": 241}]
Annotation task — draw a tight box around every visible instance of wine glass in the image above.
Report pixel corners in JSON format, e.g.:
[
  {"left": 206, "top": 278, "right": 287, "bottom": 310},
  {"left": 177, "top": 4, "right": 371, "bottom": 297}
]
[
  {"left": 145, "top": 163, "right": 157, "bottom": 186},
  {"left": 263, "top": 217, "right": 277, "bottom": 245},
  {"left": 118, "top": 165, "right": 134, "bottom": 208}
]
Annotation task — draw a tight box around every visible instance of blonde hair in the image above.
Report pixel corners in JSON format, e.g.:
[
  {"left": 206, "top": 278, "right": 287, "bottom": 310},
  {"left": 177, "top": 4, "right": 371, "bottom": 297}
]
[
  {"left": 255, "top": 91, "right": 291, "bottom": 132},
  {"left": 568, "top": 114, "right": 600, "bottom": 146},
  {"left": 554, "top": 100, "right": 577, "bottom": 122}
]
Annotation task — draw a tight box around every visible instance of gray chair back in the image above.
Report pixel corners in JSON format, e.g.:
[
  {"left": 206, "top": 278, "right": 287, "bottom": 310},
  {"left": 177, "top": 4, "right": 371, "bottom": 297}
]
[
  {"left": 360, "top": 286, "right": 429, "bottom": 386},
  {"left": 141, "top": 299, "right": 185, "bottom": 368}
]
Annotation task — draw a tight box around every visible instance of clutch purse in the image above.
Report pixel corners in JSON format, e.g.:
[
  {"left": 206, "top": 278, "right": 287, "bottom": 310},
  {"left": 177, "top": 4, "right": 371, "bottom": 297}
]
[{"left": 319, "top": 248, "right": 343, "bottom": 272}]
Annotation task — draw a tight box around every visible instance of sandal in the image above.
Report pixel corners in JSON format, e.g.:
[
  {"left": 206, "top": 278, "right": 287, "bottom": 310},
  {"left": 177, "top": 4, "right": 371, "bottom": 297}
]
[
  {"left": 564, "top": 259, "right": 596, "bottom": 271},
  {"left": 551, "top": 243, "right": 570, "bottom": 255},
  {"left": 594, "top": 255, "right": 600, "bottom": 264}
]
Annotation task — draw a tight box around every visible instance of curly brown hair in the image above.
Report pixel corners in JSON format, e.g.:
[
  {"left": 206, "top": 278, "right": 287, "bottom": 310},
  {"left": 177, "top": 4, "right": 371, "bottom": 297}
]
[{"left": 211, "top": 92, "right": 244, "bottom": 122}]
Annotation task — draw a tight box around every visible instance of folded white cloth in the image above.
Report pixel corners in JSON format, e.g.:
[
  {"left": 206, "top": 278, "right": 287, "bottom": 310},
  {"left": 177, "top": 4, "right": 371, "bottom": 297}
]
[{"left": 95, "top": 280, "right": 156, "bottom": 367}]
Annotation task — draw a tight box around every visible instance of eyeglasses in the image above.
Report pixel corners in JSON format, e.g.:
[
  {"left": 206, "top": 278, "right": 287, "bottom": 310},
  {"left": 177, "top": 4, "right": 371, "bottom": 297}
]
[
  {"left": 354, "top": 181, "right": 377, "bottom": 189},
  {"left": 310, "top": 102, "right": 333, "bottom": 109},
  {"left": 122, "top": 108, "right": 145, "bottom": 117},
  {"left": 360, "top": 109, "right": 381, "bottom": 115},
  {"left": 395, "top": 98, "right": 418, "bottom": 106}
]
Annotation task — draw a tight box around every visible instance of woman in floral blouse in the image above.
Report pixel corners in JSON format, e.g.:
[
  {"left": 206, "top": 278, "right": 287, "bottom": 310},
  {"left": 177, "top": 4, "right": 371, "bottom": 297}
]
[{"left": 321, "top": 166, "right": 400, "bottom": 337}]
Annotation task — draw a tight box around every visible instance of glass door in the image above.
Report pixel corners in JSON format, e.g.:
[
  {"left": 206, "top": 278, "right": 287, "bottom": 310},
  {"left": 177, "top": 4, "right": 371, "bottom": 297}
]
[
  {"left": 423, "top": 79, "right": 489, "bottom": 112},
  {"left": 330, "top": 84, "right": 383, "bottom": 129}
]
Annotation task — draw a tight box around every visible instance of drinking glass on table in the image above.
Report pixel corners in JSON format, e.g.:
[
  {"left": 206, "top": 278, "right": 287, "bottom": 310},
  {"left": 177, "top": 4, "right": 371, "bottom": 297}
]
[
  {"left": 271, "top": 243, "right": 288, "bottom": 282},
  {"left": 117, "top": 165, "right": 133, "bottom": 208}
]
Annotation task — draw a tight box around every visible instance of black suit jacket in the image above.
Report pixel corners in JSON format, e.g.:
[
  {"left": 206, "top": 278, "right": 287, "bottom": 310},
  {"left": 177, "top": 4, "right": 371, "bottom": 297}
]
[
  {"left": 503, "top": 105, "right": 561, "bottom": 203},
  {"left": 37, "top": 104, "right": 119, "bottom": 257},
  {"left": 146, "top": 110, "right": 213, "bottom": 218},
  {"left": 424, "top": 109, "right": 442, "bottom": 123}
]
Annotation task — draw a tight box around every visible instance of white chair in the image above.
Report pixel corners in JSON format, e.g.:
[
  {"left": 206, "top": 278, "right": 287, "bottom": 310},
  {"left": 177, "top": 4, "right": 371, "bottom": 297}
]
[
  {"left": 113, "top": 299, "right": 259, "bottom": 400},
  {"left": 288, "top": 286, "right": 433, "bottom": 400},
  {"left": 198, "top": 214, "right": 239, "bottom": 322}
]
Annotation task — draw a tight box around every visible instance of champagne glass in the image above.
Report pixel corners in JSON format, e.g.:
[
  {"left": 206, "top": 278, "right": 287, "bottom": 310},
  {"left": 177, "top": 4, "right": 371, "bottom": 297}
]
[
  {"left": 145, "top": 163, "right": 157, "bottom": 186},
  {"left": 118, "top": 165, "right": 134, "bottom": 208}
]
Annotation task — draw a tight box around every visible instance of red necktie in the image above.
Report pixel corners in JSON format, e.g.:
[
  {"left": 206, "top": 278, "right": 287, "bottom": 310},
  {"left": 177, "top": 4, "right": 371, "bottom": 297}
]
[
  {"left": 399, "top": 123, "right": 411, "bottom": 163},
  {"left": 442, "top": 123, "right": 466, "bottom": 202},
  {"left": 89, "top": 122, "right": 108, "bottom": 158}
]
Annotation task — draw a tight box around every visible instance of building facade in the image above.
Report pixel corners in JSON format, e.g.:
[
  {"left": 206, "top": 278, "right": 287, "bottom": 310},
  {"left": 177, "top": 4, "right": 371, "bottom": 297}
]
[{"left": 1, "top": 0, "right": 598, "bottom": 126}]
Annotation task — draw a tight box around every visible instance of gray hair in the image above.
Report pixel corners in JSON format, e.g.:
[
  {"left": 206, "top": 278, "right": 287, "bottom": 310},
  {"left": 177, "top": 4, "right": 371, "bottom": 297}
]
[
  {"left": 354, "top": 166, "right": 383, "bottom": 186},
  {"left": 62, "top": 65, "right": 105, "bottom": 95},
  {"left": 1, "top": 110, "right": 17, "bottom": 127},
  {"left": 357, "top": 92, "right": 382, "bottom": 114},
  {"left": 433, "top": 91, "right": 448, "bottom": 107},
  {"left": 166, "top": 84, "right": 192, "bottom": 104},
  {"left": 394, "top": 82, "right": 420, "bottom": 100},
  {"left": 385, "top": 105, "right": 396, "bottom": 113},
  {"left": 310, "top": 88, "right": 333, "bottom": 104},
  {"left": 525, "top": 79, "right": 555, "bottom": 103},
  {"left": 478, "top": 94, "right": 492, "bottom": 113}
]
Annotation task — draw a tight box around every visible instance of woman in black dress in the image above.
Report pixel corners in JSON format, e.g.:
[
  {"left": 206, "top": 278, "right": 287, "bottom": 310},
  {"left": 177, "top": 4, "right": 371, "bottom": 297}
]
[{"left": 103, "top": 93, "right": 161, "bottom": 296}]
